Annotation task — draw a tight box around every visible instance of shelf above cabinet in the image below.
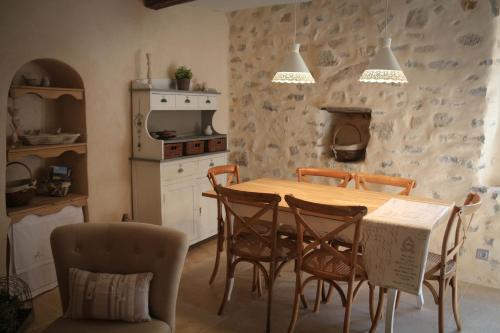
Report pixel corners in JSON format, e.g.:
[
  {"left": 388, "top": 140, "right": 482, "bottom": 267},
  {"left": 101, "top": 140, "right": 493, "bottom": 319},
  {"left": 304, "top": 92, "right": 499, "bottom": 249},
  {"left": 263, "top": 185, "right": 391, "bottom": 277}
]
[
  {"left": 7, "top": 143, "right": 87, "bottom": 161},
  {"left": 10, "top": 85, "right": 84, "bottom": 100},
  {"left": 7, "top": 193, "right": 88, "bottom": 223}
]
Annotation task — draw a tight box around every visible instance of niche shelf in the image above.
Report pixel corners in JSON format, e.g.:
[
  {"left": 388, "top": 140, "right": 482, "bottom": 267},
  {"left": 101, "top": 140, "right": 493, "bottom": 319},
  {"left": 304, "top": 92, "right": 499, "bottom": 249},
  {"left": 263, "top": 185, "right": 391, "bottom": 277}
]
[
  {"left": 7, "top": 193, "right": 88, "bottom": 223},
  {"left": 10, "top": 85, "right": 84, "bottom": 100},
  {"left": 7, "top": 143, "right": 87, "bottom": 162}
]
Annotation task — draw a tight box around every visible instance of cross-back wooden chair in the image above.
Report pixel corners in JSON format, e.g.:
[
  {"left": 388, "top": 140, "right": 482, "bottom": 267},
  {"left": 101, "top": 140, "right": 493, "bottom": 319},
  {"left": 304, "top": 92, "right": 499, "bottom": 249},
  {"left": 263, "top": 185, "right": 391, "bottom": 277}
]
[
  {"left": 284, "top": 194, "right": 372, "bottom": 333},
  {"left": 354, "top": 172, "right": 416, "bottom": 195},
  {"left": 296, "top": 167, "right": 352, "bottom": 187},
  {"left": 215, "top": 185, "right": 296, "bottom": 333},
  {"left": 369, "top": 193, "right": 482, "bottom": 333},
  {"left": 207, "top": 164, "right": 241, "bottom": 284}
]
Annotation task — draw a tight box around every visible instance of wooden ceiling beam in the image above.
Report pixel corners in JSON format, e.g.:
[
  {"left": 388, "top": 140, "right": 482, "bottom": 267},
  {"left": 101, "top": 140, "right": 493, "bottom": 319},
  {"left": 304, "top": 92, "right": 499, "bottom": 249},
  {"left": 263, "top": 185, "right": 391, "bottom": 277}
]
[{"left": 144, "top": 0, "right": 196, "bottom": 10}]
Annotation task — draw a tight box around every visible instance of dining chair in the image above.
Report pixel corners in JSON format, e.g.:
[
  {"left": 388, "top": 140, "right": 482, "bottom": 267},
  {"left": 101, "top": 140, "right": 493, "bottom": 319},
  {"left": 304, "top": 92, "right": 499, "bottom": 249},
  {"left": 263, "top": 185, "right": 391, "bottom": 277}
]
[
  {"left": 425, "top": 193, "right": 481, "bottom": 332},
  {"left": 354, "top": 172, "right": 416, "bottom": 195},
  {"left": 295, "top": 167, "right": 353, "bottom": 310},
  {"left": 284, "top": 194, "right": 371, "bottom": 333},
  {"left": 296, "top": 167, "right": 352, "bottom": 187},
  {"left": 215, "top": 185, "right": 296, "bottom": 333},
  {"left": 369, "top": 193, "right": 482, "bottom": 333},
  {"left": 207, "top": 164, "right": 241, "bottom": 284}
]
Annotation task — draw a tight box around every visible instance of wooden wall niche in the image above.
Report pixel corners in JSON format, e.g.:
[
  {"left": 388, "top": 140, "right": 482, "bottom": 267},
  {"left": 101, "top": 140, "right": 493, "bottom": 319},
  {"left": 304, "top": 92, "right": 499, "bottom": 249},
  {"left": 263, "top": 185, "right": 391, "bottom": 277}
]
[
  {"left": 6, "top": 58, "right": 88, "bottom": 222},
  {"left": 322, "top": 107, "right": 372, "bottom": 163}
]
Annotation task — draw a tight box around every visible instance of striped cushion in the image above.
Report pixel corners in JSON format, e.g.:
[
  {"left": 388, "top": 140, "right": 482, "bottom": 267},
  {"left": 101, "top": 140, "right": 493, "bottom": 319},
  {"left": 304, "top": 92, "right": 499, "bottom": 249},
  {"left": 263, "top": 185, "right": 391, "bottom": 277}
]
[{"left": 64, "top": 268, "right": 153, "bottom": 322}]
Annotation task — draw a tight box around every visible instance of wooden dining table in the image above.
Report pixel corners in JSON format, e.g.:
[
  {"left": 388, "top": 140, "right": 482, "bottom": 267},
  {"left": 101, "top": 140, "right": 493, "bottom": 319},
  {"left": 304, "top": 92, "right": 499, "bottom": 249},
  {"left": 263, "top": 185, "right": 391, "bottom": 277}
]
[{"left": 202, "top": 178, "right": 454, "bottom": 333}]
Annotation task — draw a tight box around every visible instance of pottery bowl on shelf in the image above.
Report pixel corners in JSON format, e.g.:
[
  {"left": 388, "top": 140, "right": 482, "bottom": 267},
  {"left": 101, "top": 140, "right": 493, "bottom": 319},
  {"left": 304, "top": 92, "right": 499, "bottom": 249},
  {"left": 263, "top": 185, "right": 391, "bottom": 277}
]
[
  {"left": 21, "top": 133, "right": 80, "bottom": 145},
  {"left": 23, "top": 76, "right": 41, "bottom": 86}
]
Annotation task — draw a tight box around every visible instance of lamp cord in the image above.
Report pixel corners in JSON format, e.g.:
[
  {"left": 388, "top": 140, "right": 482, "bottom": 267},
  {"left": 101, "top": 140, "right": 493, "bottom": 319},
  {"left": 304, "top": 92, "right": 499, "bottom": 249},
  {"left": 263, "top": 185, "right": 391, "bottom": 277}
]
[
  {"left": 385, "top": 0, "right": 389, "bottom": 38},
  {"left": 294, "top": 0, "right": 297, "bottom": 44}
]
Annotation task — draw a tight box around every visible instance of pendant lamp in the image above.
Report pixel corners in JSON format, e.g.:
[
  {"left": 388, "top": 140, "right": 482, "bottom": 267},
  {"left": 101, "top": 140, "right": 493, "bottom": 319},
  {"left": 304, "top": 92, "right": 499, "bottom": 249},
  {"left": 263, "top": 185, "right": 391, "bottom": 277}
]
[
  {"left": 359, "top": 0, "right": 407, "bottom": 84},
  {"left": 272, "top": 0, "right": 315, "bottom": 84}
]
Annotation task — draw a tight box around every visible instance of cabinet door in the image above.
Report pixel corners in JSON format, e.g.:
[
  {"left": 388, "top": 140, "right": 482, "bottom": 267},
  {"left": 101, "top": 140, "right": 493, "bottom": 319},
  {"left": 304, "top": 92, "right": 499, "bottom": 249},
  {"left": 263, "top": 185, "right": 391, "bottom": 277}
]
[
  {"left": 162, "top": 181, "right": 196, "bottom": 242},
  {"left": 197, "top": 178, "right": 219, "bottom": 242}
]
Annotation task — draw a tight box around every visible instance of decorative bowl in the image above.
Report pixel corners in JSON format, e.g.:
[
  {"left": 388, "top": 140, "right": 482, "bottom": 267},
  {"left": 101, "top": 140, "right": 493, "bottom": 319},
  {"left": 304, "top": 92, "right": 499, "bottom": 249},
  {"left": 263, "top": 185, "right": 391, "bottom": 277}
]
[{"left": 21, "top": 133, "right": 80, "bottom": 145}]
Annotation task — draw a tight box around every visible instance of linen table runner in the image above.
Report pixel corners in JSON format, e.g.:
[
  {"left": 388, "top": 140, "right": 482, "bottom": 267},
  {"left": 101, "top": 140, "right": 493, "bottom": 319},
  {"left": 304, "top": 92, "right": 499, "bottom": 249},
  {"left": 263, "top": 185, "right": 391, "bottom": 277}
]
[{"left": 362, "top": 198, "right": 451, "bottom": 295}]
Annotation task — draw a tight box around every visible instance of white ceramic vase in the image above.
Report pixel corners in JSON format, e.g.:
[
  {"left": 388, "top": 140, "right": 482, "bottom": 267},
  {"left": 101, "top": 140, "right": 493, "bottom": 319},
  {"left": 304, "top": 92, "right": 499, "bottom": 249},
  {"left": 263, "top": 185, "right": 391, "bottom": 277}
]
[{"left": 204, "top": 125, "right": 213, "bottom": 136}]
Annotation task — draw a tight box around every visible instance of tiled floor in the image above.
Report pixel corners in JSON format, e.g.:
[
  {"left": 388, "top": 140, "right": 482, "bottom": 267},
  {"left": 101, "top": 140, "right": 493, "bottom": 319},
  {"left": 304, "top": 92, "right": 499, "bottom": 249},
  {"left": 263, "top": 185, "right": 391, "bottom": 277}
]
[{"left": 28, "top": 240, "right": 500, "bottom": 333}]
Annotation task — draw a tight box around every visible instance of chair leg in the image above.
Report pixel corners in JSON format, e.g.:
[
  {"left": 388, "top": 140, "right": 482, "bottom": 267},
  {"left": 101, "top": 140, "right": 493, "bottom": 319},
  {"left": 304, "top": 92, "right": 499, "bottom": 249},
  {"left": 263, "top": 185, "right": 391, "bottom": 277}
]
[
  {"left": 288, "top": 269, "right": 302, "bottom": 333},
  {"left": 343, "top": 277, "right": 356, "bottom": 333},
  {"left": 322, "top": 282, "right": 333, "bottom": 303},
  {"left": 314, "top": 279, "right": 323, "bottom": 313},
  {"left": 208, "top": 232, "right": 224, "bottom": 284},
  {"left": 451, "top": 276, "right": 462, "bottom": 331},
  {"left": 438, "top": 279, "right": 446, "bottom": 333},
  {"left": 218, "top": 256, "right": 234, "bottom": 315},
  {"left": 369, "top": 287, "right": 385, "bottom": 333},
  {"left": 266, "top": 262, "right": 276, "bottom": 333},
  {"left": 209, "top": 224, "right": 224, "bottom": 284},
  {"left": 395, "top": 290, "right": 402, "bottom": 309},
  {"left": 369, "top": 284, "right": 376, "bottom": 321}
]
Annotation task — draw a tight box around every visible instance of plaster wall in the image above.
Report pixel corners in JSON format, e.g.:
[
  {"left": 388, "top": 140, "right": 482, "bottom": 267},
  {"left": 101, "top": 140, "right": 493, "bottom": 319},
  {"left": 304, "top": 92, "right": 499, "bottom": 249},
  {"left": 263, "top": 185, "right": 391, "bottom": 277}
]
[
  {"left": 0, "top": 0, "right": 229, "bottom": 275},
  {"left": 227, "top": 0, "right": 500, "bottom": 288}
]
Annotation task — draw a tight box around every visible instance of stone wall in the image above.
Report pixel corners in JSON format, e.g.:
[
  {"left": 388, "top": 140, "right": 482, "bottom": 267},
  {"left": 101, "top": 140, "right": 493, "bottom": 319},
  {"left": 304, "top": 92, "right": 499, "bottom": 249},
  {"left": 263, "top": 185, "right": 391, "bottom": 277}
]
[{"left": 227, "top": 0, "right": 500, "bottom": 288}]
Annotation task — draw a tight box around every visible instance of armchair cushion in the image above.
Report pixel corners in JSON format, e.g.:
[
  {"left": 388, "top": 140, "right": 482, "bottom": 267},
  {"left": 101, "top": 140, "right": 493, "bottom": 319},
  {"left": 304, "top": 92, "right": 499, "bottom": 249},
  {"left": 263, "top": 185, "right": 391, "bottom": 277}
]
[{"left": 65, "top": 268, "right": 153, "bottom": 322}]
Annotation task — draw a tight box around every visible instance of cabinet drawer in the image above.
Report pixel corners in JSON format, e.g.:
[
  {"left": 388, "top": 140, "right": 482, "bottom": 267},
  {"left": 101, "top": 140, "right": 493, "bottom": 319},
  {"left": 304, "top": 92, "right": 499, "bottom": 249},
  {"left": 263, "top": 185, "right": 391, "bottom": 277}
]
[
  {"left": 151, "top": 93, "right": 175, "bottom": 110},
  {"left": 198, "top": 95, "right": 218, "bottom": 110},
  {"left": 175, "top": 95, "right": 197, "bottom": 110},
  {"left": 162, "top": 160, "right": 198, "bottom": 182},
  {"left": 199, "top": 155, "right": 227, "bottom": 177}
]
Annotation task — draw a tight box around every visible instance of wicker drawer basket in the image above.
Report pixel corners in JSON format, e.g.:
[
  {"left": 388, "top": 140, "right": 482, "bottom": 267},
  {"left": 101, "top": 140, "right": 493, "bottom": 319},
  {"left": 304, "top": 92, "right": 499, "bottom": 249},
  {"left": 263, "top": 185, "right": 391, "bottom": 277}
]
[
  {"left": 164, "top": 143, "right": 183, "bottom": 159},
  {"left": 184, "top": 140, "right": 204, "bottom": 155},
  {"left": 206, "top": 138, "right": 226, "bottom": 152}
]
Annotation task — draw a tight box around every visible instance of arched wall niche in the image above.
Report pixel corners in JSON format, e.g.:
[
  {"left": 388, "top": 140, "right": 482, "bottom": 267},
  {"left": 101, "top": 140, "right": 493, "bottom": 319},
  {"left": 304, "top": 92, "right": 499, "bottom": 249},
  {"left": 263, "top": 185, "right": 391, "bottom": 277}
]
[
  {"left": 5, "top": 57, "right": 89, "bottom": 222},
  {"left": 11, "top": 58, "right": 84, "bottom": 89}
]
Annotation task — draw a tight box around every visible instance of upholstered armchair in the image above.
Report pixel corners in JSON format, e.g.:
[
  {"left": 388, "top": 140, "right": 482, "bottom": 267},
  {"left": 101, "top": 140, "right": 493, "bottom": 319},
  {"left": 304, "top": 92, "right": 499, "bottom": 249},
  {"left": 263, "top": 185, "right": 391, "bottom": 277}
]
[{"left": 43, "top": 222, "right": 188, "bottom": 333}]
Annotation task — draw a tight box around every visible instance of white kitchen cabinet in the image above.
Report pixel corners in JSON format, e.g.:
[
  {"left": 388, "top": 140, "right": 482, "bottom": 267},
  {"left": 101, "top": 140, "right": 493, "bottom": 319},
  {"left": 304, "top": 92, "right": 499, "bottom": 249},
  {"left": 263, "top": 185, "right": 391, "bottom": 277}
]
[{"left": 132, "top": 152, "right": 227, "bottom": 245}]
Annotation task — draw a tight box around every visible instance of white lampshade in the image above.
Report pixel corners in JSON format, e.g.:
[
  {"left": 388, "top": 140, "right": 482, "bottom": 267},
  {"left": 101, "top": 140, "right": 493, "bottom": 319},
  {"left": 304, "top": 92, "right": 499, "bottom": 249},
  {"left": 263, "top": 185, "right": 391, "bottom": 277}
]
[
  {"left": 359, "top": 37, "right": 408, "bottom": 84},
  {"left": 272, "top": 43, "right": 315, "bottom": 84}
]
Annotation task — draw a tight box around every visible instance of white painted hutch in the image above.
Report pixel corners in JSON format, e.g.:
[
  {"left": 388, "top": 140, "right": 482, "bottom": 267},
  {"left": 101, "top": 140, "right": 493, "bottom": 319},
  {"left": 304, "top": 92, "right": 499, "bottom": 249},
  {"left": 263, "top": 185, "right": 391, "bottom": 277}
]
[{"left": 131, "top": 81, "right": 227, "bottom": 245}]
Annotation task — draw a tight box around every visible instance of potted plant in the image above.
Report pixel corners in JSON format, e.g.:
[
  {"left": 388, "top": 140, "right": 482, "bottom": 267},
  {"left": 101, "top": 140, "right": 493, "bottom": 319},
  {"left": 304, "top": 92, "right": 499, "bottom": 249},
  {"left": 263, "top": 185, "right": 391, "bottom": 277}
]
[{"left": 175, "top": 66, "right": 193, "bottom": 91}]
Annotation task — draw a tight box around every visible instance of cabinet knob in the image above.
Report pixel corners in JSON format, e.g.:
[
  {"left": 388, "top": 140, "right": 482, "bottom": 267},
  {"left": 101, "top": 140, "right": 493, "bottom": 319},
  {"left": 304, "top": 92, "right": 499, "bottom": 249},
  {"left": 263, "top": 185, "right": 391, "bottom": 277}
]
[
  {"left": 185, "top": 98, "right": 191, "bottom": 104},
  {"left": 206, "top": 99, "right": 211, "bottom": 104},
  {"left": 209, "top": 161, "right": 214, "bottom": 167},
  {"left": 178, "top": 168, "right": 184, "bottom": 173},
  {"left": 161, "top": 98, "right": 167, "bottom": 103}
]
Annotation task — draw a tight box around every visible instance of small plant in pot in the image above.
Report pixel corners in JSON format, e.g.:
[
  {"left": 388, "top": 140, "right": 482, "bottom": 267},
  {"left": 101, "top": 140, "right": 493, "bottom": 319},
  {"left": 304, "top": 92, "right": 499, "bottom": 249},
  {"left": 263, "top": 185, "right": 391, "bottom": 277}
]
[{"left": 175, "top": 66, "right": 193, "bottom": 91}]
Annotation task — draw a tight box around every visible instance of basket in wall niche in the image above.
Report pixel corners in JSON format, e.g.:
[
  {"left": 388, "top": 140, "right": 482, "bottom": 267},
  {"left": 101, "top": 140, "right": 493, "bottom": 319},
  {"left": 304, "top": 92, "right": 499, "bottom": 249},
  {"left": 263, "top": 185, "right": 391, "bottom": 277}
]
[
  {"left": 331, "top": 124, "right": 367, "bottom": 162},
  {"left": 5, "top": 162, "right": 37, "bottom": 208},
  {"left": 322, "top": 107, "right": 372, "bottom": 163}
]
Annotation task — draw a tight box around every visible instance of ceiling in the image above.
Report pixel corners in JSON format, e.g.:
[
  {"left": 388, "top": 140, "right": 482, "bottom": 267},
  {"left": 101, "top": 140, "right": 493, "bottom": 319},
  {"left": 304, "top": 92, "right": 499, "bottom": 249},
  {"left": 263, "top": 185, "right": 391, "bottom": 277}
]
[{"left": 189, "top": 0, "right": 310, "bottom": 12}]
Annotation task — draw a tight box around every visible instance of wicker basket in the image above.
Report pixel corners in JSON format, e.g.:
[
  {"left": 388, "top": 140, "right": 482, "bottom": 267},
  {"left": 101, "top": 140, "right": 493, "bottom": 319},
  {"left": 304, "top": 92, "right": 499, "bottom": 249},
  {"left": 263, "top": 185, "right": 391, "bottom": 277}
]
[
  {"left": 6, "top": 162, "right": 37, "bottom": 207},
  {"left": 185, "top": 140, "right": 204, "bottom": 155},
  {"left": 164, "top": 143, "right": 183, "bottom": 159},
  {"left": 206, "top": 138, "right": 226, "bottom": 152},
  {"left": 331, "top": 124, "right": 367, "bottom": 162}
]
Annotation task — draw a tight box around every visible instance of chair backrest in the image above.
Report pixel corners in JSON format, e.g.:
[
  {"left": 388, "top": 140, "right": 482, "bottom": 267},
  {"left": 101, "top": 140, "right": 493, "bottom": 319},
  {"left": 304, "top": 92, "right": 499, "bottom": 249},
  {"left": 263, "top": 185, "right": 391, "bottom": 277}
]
[
  {"left": 284, "top": 195, "right": 367, "bottom": 276},
  {"left": 354, "top": 172, "right": 416, "bottom": 195},
  {"left": 50, "top": 222, "right": 188, "bottom": 329},
  {"left": 208, "top": 164, "right": 241, "bottom": 225},
  {"left": 428, "top": 193, "right": 482, "bottom": 277},
  {"left": 214, "top": 184, "right": 281, "bottom": 259},
  {"left": 207, "top": 164, "right": 241, "bottom": 187},
  {"left": 297, "top": 167, "right": 352, "bottom": 187}
]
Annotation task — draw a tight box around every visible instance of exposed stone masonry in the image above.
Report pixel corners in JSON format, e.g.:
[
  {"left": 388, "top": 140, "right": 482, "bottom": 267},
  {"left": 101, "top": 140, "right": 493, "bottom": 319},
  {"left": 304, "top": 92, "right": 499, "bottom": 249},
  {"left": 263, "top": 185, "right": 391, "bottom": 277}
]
[{"left": 227, "top": 0, "right": 500, "bottom": 288}]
